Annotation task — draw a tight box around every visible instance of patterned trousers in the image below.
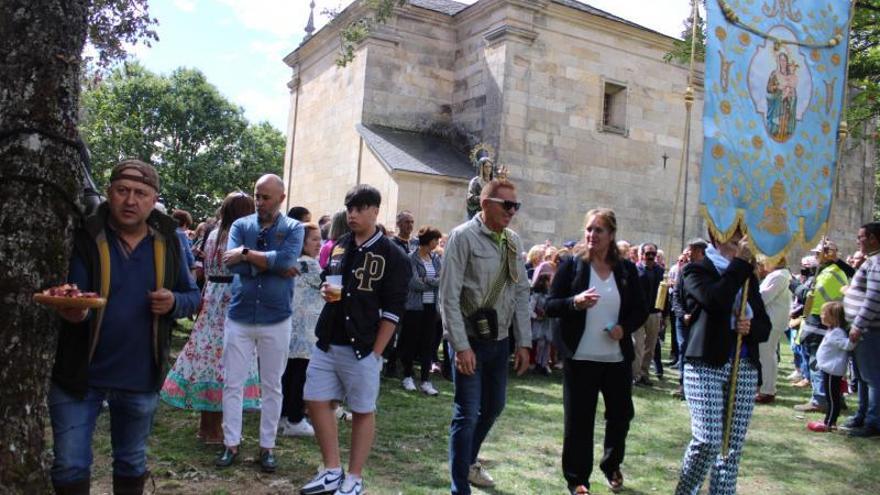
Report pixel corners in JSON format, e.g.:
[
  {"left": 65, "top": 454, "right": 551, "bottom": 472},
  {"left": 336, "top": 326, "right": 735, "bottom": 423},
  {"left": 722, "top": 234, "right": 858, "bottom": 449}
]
[{"left": 675, "top": 359, "right": 758, "bottom": 495}]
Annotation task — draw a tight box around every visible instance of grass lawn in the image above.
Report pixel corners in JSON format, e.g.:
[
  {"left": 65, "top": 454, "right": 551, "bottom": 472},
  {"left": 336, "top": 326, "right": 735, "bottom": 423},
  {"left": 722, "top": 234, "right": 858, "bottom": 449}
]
[{"left": 85, "top": 325, "right": 880, "bottom": 494}]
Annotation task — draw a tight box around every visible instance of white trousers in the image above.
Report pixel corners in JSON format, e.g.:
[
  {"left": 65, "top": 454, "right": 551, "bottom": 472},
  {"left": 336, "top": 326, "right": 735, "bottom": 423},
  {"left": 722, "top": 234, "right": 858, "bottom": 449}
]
[
  {"left": 222, "top": 317, "right": 291, "bottom": 449},
  {"left": 758, "top": 323, "right": 785, "bottom": 395}
]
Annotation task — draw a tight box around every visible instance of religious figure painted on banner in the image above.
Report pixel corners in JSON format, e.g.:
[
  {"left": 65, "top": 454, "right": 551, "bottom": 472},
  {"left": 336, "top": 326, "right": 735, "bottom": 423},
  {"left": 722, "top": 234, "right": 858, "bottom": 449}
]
[
  {"left": 766, "top": 52, "right": 799, "bottom": 142},
  {"left": 747, "top": 26, "right": 812, "bottom": 144}
]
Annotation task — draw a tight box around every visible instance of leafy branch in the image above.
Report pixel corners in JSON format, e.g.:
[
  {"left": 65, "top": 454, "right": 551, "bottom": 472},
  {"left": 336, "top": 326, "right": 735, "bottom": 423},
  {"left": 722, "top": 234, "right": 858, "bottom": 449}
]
[{"left": 325, "top": 0, "right": 406, "bottom": 67}]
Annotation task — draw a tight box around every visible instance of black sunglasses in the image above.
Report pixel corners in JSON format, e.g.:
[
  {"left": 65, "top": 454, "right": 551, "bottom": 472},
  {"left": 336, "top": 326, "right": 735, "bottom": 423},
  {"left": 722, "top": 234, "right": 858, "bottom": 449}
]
[
  {"left": 644, "top": 252, "right": 657, "bottom": 258},
  {"left": 485, "top": 197, "right": 522, "bottom": 212},
  {"left": 257, "top": 228, "right": 269, "bottom": 250}
]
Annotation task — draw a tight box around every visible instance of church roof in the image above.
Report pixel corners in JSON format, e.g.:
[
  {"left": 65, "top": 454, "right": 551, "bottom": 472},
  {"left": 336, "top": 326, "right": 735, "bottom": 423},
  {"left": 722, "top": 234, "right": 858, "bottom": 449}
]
[
  {"left": 409, "top": 0, "right": 469, "bottom": 16},
  {"left": 409, "top": 0, "right": 673, "bottom": 40},
  {"left": 356, "top": 124, "right": 473, "bottom": 180}
]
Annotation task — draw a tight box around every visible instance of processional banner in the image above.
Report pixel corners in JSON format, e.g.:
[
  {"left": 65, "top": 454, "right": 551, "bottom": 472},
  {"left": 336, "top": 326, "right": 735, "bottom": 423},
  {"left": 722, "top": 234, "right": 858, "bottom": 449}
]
[{"left": 700, "top": 0, "right": 852, "bottom": 259}]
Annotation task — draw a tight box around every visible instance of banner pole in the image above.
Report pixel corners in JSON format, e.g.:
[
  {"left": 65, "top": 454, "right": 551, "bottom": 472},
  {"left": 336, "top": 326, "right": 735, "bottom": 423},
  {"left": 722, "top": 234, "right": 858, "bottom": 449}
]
[{"left": 721, "top": 277, "right": 750, "bottom": 459}]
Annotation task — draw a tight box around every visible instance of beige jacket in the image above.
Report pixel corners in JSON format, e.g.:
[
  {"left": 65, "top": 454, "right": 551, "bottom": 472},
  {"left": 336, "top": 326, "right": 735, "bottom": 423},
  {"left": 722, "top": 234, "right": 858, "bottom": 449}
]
[{"left": 439, "top": 214, "right": 531, "bottom": 352}]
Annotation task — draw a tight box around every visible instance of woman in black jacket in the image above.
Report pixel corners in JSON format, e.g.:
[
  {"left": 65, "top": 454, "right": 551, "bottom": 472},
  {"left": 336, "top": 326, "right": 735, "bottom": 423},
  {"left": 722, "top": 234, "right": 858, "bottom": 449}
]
[
  {"left": 545, "top": 208, "right": 648, "bottom": 495},
  {"left": 674, "top": 232, "right": 770, "bottom": 495}
]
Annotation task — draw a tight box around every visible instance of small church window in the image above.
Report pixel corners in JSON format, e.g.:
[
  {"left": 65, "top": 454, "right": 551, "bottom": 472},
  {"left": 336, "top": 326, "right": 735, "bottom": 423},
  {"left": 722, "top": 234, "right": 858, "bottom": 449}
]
[{"left": 602, "top": 81, "right": 627, "bottom": 135}]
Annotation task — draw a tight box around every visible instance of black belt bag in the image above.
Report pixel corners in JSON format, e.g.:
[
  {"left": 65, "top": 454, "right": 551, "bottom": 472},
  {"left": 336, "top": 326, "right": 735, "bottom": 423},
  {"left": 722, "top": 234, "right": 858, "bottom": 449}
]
[
  {"left": 465, "top": 307, "right": 499, "bottom": 342},
  {"left": 462, "top": 236, "right": 514, "bottom": 345}
]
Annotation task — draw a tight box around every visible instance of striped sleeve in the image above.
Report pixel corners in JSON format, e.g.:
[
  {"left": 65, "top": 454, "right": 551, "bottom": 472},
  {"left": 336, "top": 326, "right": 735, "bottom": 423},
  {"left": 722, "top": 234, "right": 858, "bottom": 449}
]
[{"left": 854, "top": 258, "right": 880, "bottom": 332}]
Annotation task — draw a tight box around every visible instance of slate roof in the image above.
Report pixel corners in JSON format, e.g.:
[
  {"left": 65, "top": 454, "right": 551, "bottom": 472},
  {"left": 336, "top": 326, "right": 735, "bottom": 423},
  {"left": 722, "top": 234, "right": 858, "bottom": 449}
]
[
  {"left": 408, "top": 0, "right": 469, "bottom": 16},
  {"left": 551, "top": 0, "right": 674, "bottom": 39},
  {"left": 356, "top": 124, "right": 473, "bottom": 179},
  {"left": 410, "top": 0, "right": 673, "bottom": 40}
]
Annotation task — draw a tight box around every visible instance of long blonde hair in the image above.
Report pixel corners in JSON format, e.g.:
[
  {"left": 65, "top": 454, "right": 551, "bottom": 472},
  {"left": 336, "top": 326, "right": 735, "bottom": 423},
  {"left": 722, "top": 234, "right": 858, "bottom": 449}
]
[{"left": 574, "top": 208, "right": 620, "bottom": 266}]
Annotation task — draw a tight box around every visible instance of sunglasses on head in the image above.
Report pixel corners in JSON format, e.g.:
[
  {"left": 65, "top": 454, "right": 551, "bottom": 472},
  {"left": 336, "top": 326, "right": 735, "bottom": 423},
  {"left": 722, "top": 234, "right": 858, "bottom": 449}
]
[
  {"left": 257, "top": 228, "right": 269, "bottom": 250},
  {"left": 485, "top": 197, "right": 522, "bottom": 212}
]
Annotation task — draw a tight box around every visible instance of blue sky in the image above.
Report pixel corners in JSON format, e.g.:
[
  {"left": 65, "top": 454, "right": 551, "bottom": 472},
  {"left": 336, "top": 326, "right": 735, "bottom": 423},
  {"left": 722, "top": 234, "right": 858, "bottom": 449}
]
[{"left": 130, "top": 0, "right": 693, "bottom": 132}]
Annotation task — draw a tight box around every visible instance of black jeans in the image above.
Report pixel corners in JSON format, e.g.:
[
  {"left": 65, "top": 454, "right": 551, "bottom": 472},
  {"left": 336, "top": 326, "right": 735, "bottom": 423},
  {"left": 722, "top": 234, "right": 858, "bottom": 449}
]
[
  {"left": 562, "top": 359, "right": 634, "bottom": 490},
  {"left": 280, "top": 358, "right": 309, "bottom": 423},
  {"left": 400, "top": 304, "right": 437, "bottom": 382}
]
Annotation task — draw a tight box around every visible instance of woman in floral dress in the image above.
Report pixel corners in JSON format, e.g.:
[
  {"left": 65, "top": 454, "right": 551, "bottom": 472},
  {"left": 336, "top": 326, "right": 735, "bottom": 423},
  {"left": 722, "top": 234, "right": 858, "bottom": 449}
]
[{"left": 161, "top": 192, "right": 260, "bottom": 444}]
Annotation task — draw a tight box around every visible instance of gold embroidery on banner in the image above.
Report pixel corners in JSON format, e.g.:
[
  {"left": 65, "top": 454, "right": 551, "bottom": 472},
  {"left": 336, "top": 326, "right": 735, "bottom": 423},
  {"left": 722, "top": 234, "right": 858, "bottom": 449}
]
[
  {"left": 758, "top": 180, "right": 788, "bottom": 235},
  {"left": 762, "top": 0, "right": 802, "bottom": 22},
  {"left": 719, "top": 50, "right": 734, "bottom": 92},
  {"left": 825, "top": 78, "right": 837, "bottom": 113}
]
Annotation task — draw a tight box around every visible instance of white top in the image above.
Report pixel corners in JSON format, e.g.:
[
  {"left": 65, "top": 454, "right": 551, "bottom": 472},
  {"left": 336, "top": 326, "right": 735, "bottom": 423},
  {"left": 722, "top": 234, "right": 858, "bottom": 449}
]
[
  {"left": 422, "top": 258, "right": 436, "bottom": 304},
  {"left": 760, "top": 268, "right": 792, "bottom": 335},
  {"left": 573, "top": 265, "right": 623, "bottom": 362},
  {"left": 816, "top": 326, "right": 855, "bottom": 377}
]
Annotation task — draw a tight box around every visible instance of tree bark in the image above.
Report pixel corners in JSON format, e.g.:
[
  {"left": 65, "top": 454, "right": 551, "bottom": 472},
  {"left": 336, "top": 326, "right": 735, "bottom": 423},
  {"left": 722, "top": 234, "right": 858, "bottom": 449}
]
[{"left": 0, "top": 0, "right": 89, "bottom": 492}]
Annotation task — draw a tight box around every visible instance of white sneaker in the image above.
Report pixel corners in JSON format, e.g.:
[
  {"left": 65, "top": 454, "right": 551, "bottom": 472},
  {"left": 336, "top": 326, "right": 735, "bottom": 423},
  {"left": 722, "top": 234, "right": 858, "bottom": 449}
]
[
  {"left": 468, "top": 462, "right": 495, "bottom": 488},
  {"left": 420, "top": 381, "right": 439, "bottom": 396},
  {"left": 334, "top": 476, "right": 364, "bottom": 495},
  {"left": 301, "top": 468, "right": 344, "bottom": 495},
  {"left": 280, "top": 418, "right": 315, "bottom": 437},
  {"left": 334, "top": 406, "right": 352, "bottom": 422},
  {"left": 786, "top": 370, "right": 803, "bottom": 381},
  {"left": 402, "top": 376, "right": 417, "bottom": 391}
]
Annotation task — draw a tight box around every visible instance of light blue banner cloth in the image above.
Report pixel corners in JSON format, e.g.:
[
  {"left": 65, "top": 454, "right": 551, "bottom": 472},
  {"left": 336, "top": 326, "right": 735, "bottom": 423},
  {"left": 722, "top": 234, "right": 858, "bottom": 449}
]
[{"left": 700, "top": 0, "right": 852, "bottom": 258}]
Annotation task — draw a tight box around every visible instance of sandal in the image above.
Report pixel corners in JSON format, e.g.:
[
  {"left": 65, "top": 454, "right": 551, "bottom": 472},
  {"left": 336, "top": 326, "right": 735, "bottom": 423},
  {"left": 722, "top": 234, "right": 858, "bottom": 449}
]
[
  {"left": 605, "top": 470, "right": 624, "bottom": 493},
  {"left": 571, "top": 485, "right": 590, "bottom": 495}
]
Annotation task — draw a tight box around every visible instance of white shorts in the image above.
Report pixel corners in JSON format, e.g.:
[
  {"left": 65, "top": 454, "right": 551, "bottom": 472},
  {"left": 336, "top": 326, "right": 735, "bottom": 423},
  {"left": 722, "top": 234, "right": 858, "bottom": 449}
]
[{"left": 303, "top": 345, "right": 382, "bottom": 414}]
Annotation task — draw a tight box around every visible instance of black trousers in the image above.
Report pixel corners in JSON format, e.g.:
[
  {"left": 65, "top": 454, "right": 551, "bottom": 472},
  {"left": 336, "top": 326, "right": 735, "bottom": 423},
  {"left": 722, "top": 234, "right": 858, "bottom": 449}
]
[
  {"left": 824, "top": 373, "right": 843, "bottom": 426},
  {"left": 399, "top": 304, "right": 437, "bottom": 382},
  {"left": 562, "top": 359, "right": 634, "bottom": 490},
  {"left": 280, "top": 358, "right": 309, "bottom": 423}
]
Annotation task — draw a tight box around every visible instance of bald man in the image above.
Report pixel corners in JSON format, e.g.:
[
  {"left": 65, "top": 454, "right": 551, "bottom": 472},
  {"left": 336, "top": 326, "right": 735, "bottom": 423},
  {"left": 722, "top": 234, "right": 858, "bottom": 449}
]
[{"left": 217, "top": 174, "right": 304, "bottom": 472}]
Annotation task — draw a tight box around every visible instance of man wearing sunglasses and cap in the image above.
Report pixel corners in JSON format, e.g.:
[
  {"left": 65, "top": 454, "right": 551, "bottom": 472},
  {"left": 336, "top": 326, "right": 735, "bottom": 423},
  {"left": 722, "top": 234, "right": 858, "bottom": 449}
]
[
  {"left": 218, "top": 174, "right": 304, "bottom": 473},
  {"left": 50, "top": 159, "right": 201, "bottom": 495},
  {"left": 440, "top": 178, "right": 531, "bottom": 494}
]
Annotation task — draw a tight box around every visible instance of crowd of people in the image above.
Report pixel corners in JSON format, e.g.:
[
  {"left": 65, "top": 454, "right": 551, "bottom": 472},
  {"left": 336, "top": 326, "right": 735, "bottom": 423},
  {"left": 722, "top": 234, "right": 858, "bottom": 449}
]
[{"left": 46, "top": 159, "right": 880, "bottom": 495}]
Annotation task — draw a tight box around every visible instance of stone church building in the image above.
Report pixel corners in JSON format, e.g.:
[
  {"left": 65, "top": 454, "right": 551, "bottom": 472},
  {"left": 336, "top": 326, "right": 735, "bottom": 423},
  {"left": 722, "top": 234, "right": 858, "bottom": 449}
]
[{"left": 281, "top": 0, "right": 874, "bottom": 256}]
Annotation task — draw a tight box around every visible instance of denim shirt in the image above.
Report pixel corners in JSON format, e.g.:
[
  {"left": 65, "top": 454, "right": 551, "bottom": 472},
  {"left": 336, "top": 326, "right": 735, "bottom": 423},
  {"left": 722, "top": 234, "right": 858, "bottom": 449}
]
[{"left": 227, "top": 212, "right": 304, "bottom": 324}]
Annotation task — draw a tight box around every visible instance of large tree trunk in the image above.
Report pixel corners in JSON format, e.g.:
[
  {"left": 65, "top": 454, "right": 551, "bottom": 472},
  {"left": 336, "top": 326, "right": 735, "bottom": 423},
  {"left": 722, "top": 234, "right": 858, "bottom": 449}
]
[{"left": 0, "top": 1, "right": 89, "bottom": 492}]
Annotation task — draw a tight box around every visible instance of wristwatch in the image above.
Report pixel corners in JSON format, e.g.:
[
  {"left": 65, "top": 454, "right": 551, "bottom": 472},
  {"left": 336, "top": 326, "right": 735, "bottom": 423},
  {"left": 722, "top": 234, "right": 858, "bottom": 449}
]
[{"left": 241, "top": 247, "right": 249, "bottom": 259}]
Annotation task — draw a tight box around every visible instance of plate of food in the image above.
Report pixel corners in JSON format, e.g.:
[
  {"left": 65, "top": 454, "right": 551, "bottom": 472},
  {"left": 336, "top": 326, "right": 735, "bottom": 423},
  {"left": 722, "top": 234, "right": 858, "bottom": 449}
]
[{"left": 34, "top": 284, "right": 106, "bottom": 309}]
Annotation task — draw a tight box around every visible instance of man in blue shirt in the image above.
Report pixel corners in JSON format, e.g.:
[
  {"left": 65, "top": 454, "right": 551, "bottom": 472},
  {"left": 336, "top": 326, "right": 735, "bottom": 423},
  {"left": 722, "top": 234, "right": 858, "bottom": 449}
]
[
  {"left": 51, "top": 160, "right": 200, "bottom": 495},
  {"left": 216, "top": 174, "right": 304, "bottom": 473}
]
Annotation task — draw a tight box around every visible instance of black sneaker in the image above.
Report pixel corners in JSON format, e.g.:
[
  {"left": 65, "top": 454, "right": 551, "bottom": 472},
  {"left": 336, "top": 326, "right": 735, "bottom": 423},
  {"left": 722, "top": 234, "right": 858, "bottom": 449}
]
[
  {"left": 848, "top": 426, "right": 880, "bottom": 438},
  {"left": 259, "top": 450, "right": 277, "bottom": 473},
  {"left": 215, "top": 447, "right": 238, "bottom": 468},
  {"left": 841, "top": 417, "right": 864, "bottom": 430}
]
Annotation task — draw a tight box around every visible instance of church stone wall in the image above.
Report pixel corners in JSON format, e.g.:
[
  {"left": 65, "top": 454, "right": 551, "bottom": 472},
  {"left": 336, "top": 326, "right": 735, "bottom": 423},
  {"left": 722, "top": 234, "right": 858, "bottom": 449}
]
[
  {"left": 358, "top": 146, "right": 401, "bottom": 229},
  {"left": 361, "top": 11, "right": 458, "bottom": 133},
  {"left": 284, "top": 44, "right": 369, "bottom": 217},
  {"left": 396, "top": 173, "right": 470, "bottom": 236},
  {"left": 494, "top": 3, "right": 706, "bottom": 253}
]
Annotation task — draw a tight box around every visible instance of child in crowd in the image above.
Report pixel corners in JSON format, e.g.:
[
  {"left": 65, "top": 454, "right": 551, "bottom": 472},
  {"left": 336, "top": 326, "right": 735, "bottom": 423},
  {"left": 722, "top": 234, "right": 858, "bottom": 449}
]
[
  {"left": 808, "top": 301, "right": 856, "bottom": 432},
  {"left": 530, "top": 272, "right": 553, "bottom": 375}
]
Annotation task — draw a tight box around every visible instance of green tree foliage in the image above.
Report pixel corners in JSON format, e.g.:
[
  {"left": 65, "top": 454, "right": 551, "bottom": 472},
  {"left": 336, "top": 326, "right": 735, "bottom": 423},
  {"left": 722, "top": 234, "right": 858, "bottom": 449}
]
[
  {"left": 80, "top": 62, "right": 285, "bottom": 219},
  {"left": 87, "top": 0, "right": 159, "bottom": 67},
  {"left": 663, "top": 0, "right": 706, "bottom": 65}
]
